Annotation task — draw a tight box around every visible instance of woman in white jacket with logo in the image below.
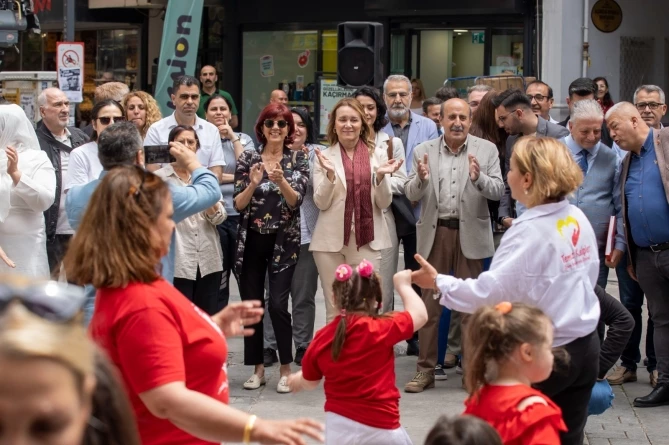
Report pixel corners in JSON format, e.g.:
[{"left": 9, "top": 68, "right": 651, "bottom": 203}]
[{"left": 412, "top": 136, "right": 601, "bottom": 445}]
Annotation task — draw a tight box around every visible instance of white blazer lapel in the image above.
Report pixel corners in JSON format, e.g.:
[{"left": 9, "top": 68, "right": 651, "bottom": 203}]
[{"left": 331, "top": 144, "right": 347, "bottom": 190}]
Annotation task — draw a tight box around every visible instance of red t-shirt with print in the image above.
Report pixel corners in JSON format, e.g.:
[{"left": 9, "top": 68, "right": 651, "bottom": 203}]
[
  {"left": 464, "top": 384, "right": 567, "bottom": 445},
  {"left": 301, "top": 311, "right": 414, "bottom": 430},
  {"left": 90, "top": 279, "right": 229, "bottom": 445}
]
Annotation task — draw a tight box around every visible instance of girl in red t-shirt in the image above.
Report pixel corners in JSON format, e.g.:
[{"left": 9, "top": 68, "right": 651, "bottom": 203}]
[
  {"left": 462, "top": 302, "right": 567, "bottom": 445},
  {"left": 287, "top": 260, "right": 427, "bottom": 445}
]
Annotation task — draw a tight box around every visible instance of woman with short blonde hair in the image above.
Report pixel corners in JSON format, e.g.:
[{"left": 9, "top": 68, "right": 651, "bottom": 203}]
[
  {"left": 310, "top": 97, "right": 403, "bottom": 322},
  {"left": 413, "top": 136, "right": 601, "bottom": 444},
  {"left": 410, "top": 78, "right": 426, "bottom": 113}
]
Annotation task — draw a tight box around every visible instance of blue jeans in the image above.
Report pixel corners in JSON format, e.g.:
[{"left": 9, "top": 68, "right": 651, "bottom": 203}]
[
  {"left": 83, "top": 284, "right": 96, "bottom": 326},
  {"left": 597, "top": 256, "right": 609, "bottom": 289},
  {"left": 617, "top": 254, "right": 656, "bottom": 372},
  {"left": 588, "top": 380, "right": 614, "bottom": 416}
]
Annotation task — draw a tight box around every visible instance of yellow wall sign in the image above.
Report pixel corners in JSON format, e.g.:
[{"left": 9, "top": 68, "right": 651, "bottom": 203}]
[{"left": 591, "top": 0, "right": 623, "bottom": 33}]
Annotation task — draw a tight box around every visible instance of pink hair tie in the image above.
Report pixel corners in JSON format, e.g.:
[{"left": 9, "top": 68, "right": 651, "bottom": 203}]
[
  {"left": 357, "top": 259, "right": 374, "bottom": 278},
  {"left": 335, "top": 264, "right": 353, "bottom": 282}
]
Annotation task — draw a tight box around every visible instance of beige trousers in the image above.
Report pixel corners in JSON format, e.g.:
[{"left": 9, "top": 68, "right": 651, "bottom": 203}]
[{"left": 313, "top": 230, "right": 382, "bottom": 323}]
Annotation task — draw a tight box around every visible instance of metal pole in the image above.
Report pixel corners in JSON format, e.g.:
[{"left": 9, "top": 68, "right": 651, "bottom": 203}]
[{"left": 64, "top": 0, "right": 75, "bottom": 41}]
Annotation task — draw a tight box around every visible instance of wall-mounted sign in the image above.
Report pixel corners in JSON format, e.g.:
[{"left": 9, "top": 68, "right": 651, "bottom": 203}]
[
  {"left": 260, "top": 55, "right": 274, "bottom": 77},
  {"left": 591, "top": 0, "right": 623, "bottom": 33},
  {"left": 318, "top": 78, "right": 355, "bottom": 137},
  {"left": 471, "top": 31, "right": 485, "bottom": 44},
  {"left": 56, "top": 42, "right": 84, "bottom": 103}
]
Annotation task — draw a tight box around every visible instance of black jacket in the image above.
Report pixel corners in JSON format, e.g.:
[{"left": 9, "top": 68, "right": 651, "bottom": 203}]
[
  {"left": 36, "top": 121, "right": 89, "bottom": 239},
  {"left": 595, "top": 285, "right": 634, "bottom": 379}
]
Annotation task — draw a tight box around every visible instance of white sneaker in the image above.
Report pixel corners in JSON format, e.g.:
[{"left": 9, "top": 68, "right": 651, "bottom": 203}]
[
  {"left": 277, "top": 376, "right": 291, "bottom": 394},
  {"left": 243, "top": 374, "right": 266, "bottom": 390}
]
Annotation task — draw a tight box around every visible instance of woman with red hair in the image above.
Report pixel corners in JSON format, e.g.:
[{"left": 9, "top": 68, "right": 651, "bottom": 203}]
[{"left": 234, "top": 103, "right": 309, "bottom": 393}]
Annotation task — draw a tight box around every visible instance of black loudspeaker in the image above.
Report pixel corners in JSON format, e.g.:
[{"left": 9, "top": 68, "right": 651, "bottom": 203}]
[{"left": 337, "top": 22, "right": 384, "bottom": 88}]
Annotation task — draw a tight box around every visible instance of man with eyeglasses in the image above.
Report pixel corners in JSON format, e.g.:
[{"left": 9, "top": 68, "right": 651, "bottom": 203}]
[
  {"left": 525, "top": 80, "right": 558, "bottom": 124},
  {"left": 35, "top": 87, "right": 90, "bottom": 278},
  {"left": 381, "top": 74, "right": 439, "bottom": 357},
  {"left": 492, "top": 88, "right": 569, "bottom": 227},
  {"left": 634, "top": 85, "right": 667, "bottom": 131},
  {"left": 559, "top": 77, "right": 613, "bottom": 147},
  {"left": 144, "top": 76, "right": 226, "bottom": 183}
]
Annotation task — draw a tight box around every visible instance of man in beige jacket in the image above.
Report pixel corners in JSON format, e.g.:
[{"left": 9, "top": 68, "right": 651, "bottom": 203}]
[{"left": 403, "top": 98, "right": 504, "bottom": 392}]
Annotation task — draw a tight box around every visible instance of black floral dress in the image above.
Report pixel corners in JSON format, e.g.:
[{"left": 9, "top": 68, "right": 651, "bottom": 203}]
[{"left": 233, "top": 145, "right": 309, "bottom": 276}]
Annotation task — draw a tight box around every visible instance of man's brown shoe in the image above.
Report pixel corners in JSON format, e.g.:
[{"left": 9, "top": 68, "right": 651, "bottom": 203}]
[
  {"left": 444, "top": 353, "right": 458, "bottom": 369},
  {"left": 404, "top": 372, "right": 435, "bottom": 393},
  {"left": 606, "top": 366, "right": 637, "bottom": 385}
]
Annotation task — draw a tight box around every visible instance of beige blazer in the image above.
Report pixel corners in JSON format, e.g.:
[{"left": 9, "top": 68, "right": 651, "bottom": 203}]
[
  {"left": 309, "top": 142, "right": 392, "bottom": 252},
  {"left": 405, "top": 134, "right": 504, "bottom": 260}
]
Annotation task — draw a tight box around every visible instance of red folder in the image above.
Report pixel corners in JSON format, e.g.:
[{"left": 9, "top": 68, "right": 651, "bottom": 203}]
[{"left": 605, "top": 216, "right": 616, "bottom": 260}]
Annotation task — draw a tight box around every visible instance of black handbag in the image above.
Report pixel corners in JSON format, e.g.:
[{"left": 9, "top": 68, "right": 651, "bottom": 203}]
[{"left": 386, "top": 138, "right": 417, "bottom": 238}]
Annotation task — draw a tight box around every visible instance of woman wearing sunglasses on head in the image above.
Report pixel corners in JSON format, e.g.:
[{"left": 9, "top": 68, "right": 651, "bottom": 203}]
[
  {"left": 155, "top": 125, "right": 226, "bottom": 315},
  {"left": 310, "top": 98, "right": 403, "bottom": 323},
  {"left": 204, "top": 93, "right": 255, "bottom": 310},
  {"left": 64, "top": 166, "right": 322, "bottom": 445},
  {"left": 66, "top": 100, "right": 125, "bottom": 191},
  {"left": 0, "top": 104, "right": 56, "bottom": 278},
  {"left": 234, "top": 103, "right": 309, "bottom": 393},
  {"left": 0, "top": 279, "right": 97, "bottom": 445}
]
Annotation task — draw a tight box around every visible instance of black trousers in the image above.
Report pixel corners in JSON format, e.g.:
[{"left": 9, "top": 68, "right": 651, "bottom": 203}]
[
  {"left": 216, "top": 215, "right": 240, "bottom": 310},
  {"left": 636, "top": 248, "right": 669, "bottom": 385},
  {"left": 239, "top": 229, "right": 294, "bottom": 366},
  {"left": 46, "top": 234, "right": 72, "bottom": 278},
  {"left": 174, "top": 267, "right": 222, "bottom": 316},
  {"left": 536, "top": 330, "right": 600, "bottom": 445}
]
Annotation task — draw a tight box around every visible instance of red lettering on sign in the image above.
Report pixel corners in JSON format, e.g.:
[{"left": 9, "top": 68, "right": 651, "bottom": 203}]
[{"left": 34, "top": 0, "right": 52, "bottom": 14}]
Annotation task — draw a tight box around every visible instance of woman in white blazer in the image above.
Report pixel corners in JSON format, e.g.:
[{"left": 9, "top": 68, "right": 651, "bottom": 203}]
[
  {"left": 412, "top": 136, "right": 600, "bottom": 445},
  {"left": 310, "top": 98, "right": 403, "bottom": 322},
  {"left": 354, "top": 87, "right": 409, "bottom": 313}
]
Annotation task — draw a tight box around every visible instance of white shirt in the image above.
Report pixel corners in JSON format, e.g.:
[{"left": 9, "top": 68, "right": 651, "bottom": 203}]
[
  {"left": 54, "top": 129, "right": 74, "bottom": 235},
  {"left": 144, "top": 113, "right": 225, "bottom": 169},
  {"left": 435, "top": 199, "right": 601, "bottom": 347},
  {"left": 65, "top": 141, "right": 102, "bottom": 190},
  {"left": 154, "top": 165, "right": 226, "bottom": 280}
]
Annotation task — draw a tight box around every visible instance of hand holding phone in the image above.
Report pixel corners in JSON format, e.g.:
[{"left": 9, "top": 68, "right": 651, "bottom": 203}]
[{"left": 144, "top": 145, "right": 175, "bottom": 164}]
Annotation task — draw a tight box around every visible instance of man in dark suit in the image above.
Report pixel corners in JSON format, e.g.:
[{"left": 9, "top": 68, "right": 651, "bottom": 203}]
[
  {"left": 492, "top": 88, "right": 569, "bottom": 227},
  {"left": 559, "top": 77, "right": 613, "bottom": 147}
]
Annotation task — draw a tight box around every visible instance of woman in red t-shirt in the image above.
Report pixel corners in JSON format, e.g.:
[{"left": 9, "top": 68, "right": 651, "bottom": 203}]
[
  {"left": 460, "top": 302, "right": 567, "bottom": 445},
  {"left": 64, "top": 164, "right": 324, "bottom": 445},
  {"left": 287, "top": 260, "right": 427, "bottom": 444}
]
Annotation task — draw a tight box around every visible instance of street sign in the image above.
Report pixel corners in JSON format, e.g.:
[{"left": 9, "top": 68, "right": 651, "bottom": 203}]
[{"left": 56, "top": 42, "right": 84, "bottom": 103}]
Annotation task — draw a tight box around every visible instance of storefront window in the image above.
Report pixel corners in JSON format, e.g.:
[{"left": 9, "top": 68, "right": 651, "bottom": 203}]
[
  {"left": 98, "top": 29, "right": 139, "bottom": 88},
  {"left": 23, "top": 33, "right": 43, "bottom": 71},
  {"left": 490, "top": 28, "right": 524, "bottom": 75},
  {"left": 241, "top": 30, "right": 318, "bottom": 137}
]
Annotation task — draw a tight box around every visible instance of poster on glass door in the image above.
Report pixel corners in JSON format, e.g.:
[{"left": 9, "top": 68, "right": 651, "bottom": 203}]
[
  {"left": 318, "top": 79, "right": 355, "bottom": 137},
  {"left": 56, "top": 42, "right": 84, "bottom": 103}
]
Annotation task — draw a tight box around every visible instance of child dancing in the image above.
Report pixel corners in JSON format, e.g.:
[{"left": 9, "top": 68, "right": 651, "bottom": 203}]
[
  {"left": 287, "top": 260, "right": 427, "bottom": 444},
  {"left": 462, "top": 302, "right": 567, "bottom": 444}
]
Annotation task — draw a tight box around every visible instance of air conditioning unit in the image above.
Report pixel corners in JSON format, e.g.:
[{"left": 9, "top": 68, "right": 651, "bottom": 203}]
[{"left": 88, "top": 0, "right": 166, "bottom": 9}]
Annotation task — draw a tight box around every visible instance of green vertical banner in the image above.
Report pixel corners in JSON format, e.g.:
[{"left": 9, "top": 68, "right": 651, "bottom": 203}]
[{"left": 154, "top": 0, "right": 205, "bottom": 117}]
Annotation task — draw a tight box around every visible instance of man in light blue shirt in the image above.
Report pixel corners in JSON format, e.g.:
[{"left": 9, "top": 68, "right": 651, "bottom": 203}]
[
  {"left": 561, "top": 99, "right": 624, "bottom": 288},
  {"left": 66, "top": 122, "right": 221, "bottom": 321}
]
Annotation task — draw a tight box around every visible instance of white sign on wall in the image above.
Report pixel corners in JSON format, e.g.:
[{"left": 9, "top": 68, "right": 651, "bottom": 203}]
[
  {"left": 56, "top": 42, "right": 84, "bottom": 103},
  {"left": 318, "top": 79, "right": 355, "bottom": 137}
]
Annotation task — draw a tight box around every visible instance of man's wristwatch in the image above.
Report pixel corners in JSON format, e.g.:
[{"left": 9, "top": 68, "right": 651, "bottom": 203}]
[{"left": 497, "top": 216, "right": 509, "bottom": 225}]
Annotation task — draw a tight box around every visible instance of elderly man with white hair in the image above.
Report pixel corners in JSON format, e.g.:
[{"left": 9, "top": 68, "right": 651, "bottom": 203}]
[{"left": 561, "top": 99, "right": 625, "bottom": 287}]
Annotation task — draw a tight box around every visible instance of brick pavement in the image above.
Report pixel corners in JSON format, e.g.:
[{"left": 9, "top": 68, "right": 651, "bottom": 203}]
[{"left": 226, "top": 270, "right": 669, "bottom": 444}]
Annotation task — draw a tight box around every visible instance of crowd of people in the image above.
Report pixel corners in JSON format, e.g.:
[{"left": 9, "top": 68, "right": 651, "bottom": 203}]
[{"left": 0, "top": 63, "right": 668, "bottom": 445}]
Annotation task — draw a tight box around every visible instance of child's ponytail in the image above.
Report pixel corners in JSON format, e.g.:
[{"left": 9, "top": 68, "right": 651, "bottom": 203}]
[
  {"left": 463, "top": 302, "right": 552, "bottom": 396},
  {"left": 330, "top": 261, "right": 381, "bottom": 361}
]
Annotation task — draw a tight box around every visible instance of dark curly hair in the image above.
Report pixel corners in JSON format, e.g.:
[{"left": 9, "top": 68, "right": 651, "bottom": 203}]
[{"left": 354, "top": 86, "right": 389, "bottom": 133}]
